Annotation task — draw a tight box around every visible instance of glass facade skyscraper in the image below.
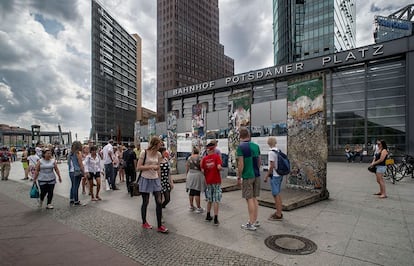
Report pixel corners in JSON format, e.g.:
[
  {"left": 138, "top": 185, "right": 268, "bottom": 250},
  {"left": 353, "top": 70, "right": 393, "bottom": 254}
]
[
  {"left": 273, "top": 0, "right": 356, "bottom": 65},
  {"left": 91, "top": 0, "right": 141, "bottom": 142}
]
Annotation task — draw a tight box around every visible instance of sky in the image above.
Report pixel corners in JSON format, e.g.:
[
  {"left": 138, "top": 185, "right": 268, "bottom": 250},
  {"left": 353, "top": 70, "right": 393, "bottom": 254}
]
[{"left": 0, "top": 0, "right": 412, "bottom": 141}]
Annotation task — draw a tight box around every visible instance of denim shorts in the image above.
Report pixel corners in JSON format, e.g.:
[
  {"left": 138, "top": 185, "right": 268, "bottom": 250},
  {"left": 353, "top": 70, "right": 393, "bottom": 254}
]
[
  {"left": 270, "top": 175, "right": 283, "bottom": 196},
  {"left": 376, "top": 165, "right": 387, "bottom": 174}
]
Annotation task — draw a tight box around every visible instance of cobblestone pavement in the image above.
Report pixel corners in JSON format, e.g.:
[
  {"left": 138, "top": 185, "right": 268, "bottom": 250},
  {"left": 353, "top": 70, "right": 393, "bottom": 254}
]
[{"left": 0, "top": 180, "right": 275, "bottom": 266}]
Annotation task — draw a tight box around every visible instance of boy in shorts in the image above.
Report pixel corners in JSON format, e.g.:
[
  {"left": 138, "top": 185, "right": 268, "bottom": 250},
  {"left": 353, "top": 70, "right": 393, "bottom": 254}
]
[
  {"left": 201, "top": 141, "right": 223, "bottom": 225},
  {"left": 264, "top": 137, "right": 283, "bottom": 221}
]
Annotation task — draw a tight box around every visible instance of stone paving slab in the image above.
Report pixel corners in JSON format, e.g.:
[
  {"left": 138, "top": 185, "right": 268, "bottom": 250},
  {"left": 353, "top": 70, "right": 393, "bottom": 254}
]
[
  {"left": 0, "top": 180, "right": 276, "bottom": 266},
  {"left": 4, "top": 161, "right": 414, "bottom": 265},
  {"left": 258, "top": 189, "right": 329, "bottom": 211},
  {"left": 0, "top": 191, "right": 139, "bottom": 266}
]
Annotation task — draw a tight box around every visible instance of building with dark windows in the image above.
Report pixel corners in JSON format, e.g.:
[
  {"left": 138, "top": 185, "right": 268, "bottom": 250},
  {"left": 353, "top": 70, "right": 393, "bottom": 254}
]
[
  {"left": 163, "top": 36, "right": 414, "bottom": 162},
  {"left": 91, "top": 0, "right": 141, "bottom": 143},
  {"left": 156, "top": 0, "right": 234, "bottom": 122},
  {"left": 273, "top": 0, "right": 356, "bottom": 65},
  {"left": 374, "top": 4, "right": 414, "bottom": 43}
]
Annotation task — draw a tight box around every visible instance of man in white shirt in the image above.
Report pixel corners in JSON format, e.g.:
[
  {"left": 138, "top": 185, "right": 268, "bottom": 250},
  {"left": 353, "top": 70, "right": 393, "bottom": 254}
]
[{"left": 102, "top": 139, "right": 118, "bottom": 190}]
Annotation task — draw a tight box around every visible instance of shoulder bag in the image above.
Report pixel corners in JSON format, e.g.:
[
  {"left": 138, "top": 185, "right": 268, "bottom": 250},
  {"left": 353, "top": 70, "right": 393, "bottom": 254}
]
[{"left": 131, "top": 150, "right": 147, "bottom": 197}]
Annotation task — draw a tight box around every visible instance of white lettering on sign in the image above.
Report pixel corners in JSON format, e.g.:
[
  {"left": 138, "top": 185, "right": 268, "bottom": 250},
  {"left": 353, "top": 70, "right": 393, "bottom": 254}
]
[
  {"left": 171, "top": 44, "right": 388, "bottom": 96},
  {"left": 322, "top": 45, "right": 385, "bottom": 66},
  {"left": 172, "top": 81, "right": 215, "bottom": 96}
]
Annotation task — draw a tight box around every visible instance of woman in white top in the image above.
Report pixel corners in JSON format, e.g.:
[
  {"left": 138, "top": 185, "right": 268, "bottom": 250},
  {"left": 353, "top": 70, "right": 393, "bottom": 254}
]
[
  {"left": 33, "top": 149, "right": 62, "bottom": 209},
  {"left": 28, "top": 149, "right": 40, "bottom": 181},
  {"left": 84, "top": 146, "right": 102, "bottom": 201},
  {"left": 136, "top": 136, "right": 168, "bottom": 233}
]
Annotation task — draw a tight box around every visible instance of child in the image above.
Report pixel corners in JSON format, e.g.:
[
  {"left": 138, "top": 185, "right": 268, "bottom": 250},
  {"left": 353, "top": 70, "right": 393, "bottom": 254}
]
[{"left": 201, "top": 141, "right": 223, "bottom": 225}]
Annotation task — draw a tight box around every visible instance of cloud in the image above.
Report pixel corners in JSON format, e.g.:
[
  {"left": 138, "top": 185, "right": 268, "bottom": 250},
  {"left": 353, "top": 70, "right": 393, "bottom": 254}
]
[{"left": 0, "top": 0, "right": 412, "bottom": 141}]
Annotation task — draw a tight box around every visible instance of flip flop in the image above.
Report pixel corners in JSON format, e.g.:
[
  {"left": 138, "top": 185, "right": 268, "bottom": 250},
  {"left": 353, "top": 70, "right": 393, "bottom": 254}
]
[
  {"left": 379, "top": 195, "right": 388, "bottom": 199},
  {"left": 373, "top": 192, "right": 381, "bottom": 195}
]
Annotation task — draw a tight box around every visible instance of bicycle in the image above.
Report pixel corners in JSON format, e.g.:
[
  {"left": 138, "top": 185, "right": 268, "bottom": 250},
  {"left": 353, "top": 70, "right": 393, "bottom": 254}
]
[
  {"left": 383, "top": 157, "right": 397, "bottom": 184},
  {"left": 393, "top": 155, "right": 414, "bottom": 182}
]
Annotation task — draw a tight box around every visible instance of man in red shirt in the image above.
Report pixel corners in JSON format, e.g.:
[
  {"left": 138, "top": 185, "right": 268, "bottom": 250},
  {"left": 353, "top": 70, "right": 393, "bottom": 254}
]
[
  {"left": 201, "top": 141, "right": 222, "bottom": 226},
  {"left": 0, "top": 146, "right": 12, "bottom": 180}
]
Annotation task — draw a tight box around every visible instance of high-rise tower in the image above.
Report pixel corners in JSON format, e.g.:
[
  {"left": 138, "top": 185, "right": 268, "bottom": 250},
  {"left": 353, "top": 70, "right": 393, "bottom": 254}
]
[
  {"left": 273, "top": 0, "right": 356, "bottom": 65},
  {"left": 156, "top": 0, "right": 234, "bottom": 122},
  {"left": 91, "top": 0, "right": 141, "bottom": 142}
]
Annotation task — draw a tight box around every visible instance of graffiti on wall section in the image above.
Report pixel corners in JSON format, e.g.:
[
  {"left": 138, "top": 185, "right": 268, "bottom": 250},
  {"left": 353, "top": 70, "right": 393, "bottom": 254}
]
[
  {"left": 191, "top": 103, "right": 208, "bottom": 149},
  {"left": 167, "top": 110, "right": 178, "bottom": 174},
  {"left": 228, "top": 91, "right": 251, "bottom": 175},
  {"left": 287, "top": 77, "right": 327, "bottom": 190}
]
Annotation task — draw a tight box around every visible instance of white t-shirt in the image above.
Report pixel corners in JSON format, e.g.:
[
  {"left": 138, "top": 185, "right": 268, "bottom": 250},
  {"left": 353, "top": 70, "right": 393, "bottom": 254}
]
[
  {"left": 102, "top": 143, "right": 113, "bottom": 164},
  {"left": 268, "top": 148, "right": 280, "bottom": 177}
]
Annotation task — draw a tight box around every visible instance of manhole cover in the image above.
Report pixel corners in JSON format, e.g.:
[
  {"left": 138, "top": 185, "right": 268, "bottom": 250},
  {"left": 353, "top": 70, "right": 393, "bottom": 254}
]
[{"left": 264, "top": 234, "right": 317, "bottom": 255}]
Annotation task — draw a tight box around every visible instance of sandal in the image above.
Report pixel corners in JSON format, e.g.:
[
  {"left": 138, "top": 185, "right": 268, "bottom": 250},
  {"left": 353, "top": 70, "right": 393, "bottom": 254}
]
[
  {"left": 373, "top": 192, "right": 381, "bottom": 195},
  {"left": 379, "top": 195, "right": 387, "bottom": 199},
  {"left": 96, "top": 196, "right": 102, "bottom": 200}
]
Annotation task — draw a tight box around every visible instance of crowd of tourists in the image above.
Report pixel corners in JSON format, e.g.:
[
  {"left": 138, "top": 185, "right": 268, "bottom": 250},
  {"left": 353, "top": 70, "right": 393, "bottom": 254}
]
[{"left": 1, "top": 127, "right": 290, "bottom": 234}]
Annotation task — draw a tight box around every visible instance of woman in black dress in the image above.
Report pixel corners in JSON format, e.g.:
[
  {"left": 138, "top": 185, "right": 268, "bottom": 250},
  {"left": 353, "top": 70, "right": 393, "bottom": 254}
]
[{"left": 159, "top": 147, "right": 174, "bottom": 208}]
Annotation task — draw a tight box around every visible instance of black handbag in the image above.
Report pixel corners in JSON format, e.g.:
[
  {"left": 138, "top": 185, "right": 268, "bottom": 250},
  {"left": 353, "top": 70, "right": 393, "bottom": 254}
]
[
  {"left": 368, "top": 165, "right": 376, "bottom": 173},
  {"left": 131, "top": 150, "right": 146, "bottom": 197}
]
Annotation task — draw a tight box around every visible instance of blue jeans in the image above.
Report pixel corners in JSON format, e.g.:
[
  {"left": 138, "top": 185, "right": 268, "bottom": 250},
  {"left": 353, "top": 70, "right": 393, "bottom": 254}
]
[
  {"left": 69, "top": 172, "right": 82, "bottom": 203},
  {"left": 105, "top": 163, "right": 115, "bottom": 189}
]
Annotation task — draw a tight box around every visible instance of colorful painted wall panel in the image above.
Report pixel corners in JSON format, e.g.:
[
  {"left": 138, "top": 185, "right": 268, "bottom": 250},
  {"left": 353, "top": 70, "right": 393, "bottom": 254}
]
[
  {"left": 228, "top": 91, "right": 251, "bottom": 174},
  {"left": 148, "top": 117, "right": 156, "bottom": 141},
  {"left": 167, "top": 110, "right": 178, "bottom": 174},
  {"left": 287, "top": 77, "right": 327, "bottom": 190},
  {"left": 191, "top": 102, "right": 208, "bottom": 148}
]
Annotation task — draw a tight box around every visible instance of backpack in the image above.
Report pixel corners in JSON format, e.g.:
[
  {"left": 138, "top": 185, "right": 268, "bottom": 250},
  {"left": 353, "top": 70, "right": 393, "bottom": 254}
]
[
  {"left": 1, "top": 152, "right": 10, "bottom": 162},
  {"left": 272, "top": 149, "right": 290, "bottom": 176}
]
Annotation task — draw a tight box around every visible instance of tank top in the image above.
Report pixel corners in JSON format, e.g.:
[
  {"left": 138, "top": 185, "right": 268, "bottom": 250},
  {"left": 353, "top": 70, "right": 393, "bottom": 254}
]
[
  {"left": 374, "top": 151, "right": 387, "bottom": 166},
  {"left": 38, "top": 159, "right": 56, "bottom": 183}
]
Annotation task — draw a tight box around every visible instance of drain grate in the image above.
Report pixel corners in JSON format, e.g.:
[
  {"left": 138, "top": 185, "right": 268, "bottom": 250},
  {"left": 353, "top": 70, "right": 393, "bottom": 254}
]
[{"left": 264, "top": 234, "right": 317, "bottom": 255}]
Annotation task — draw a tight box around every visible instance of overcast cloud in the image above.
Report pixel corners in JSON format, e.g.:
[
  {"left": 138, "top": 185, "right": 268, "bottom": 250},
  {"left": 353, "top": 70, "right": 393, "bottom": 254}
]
[{"left": 0, "top": 0, "right": 412, "bottom": 141}]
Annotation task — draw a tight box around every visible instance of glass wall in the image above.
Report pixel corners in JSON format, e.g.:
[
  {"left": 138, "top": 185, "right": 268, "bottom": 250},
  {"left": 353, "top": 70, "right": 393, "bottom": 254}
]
[{"left": 327, "top": 57, "right": 406, "bottom": 156}]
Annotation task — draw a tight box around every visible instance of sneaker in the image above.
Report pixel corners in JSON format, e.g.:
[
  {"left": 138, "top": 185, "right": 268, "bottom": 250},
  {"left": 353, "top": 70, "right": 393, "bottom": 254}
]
[
  {"left": 195, "top": 207, "right": 205, "bottom": 214},
  {"left": 188, "top": 206, "right": 196, "bottom": 212},
  {"left": 74, "top": 201, "right": 87, "bottom": 206},
  {"left": 268, "top": 213, "right": 283, "bottom": 221},
  {"left": 214, "top": 219, "right": 220, "bottom": 226},
  {"left": 241, "top": 222, "right": 257, "bottom": 231},
  {"left": 46, "top": 204, "right": 54, "bottom": 209},
  {"left": 38, "top": 200, "right": 43, "bottom": 209},
  {"left": 254, "top": 221, "right": 261, "bottom": 228},
  {"left": 157, "top": 225, "right": 169, "bottom": 233},
  {"left": 142, "top": 222, "right": 153, "bottom": 229},
  {"left": 205, "top": 216, "right": 213, "bottom": 222}
]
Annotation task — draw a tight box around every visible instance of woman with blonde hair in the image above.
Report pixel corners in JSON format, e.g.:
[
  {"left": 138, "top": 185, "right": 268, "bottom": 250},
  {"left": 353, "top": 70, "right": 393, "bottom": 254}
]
[
  {"left": 68, "top": 141, "right": 85, "bottom": 206},
  {"left": 137, "top": 136, "right": 168, "bottom": 233}
]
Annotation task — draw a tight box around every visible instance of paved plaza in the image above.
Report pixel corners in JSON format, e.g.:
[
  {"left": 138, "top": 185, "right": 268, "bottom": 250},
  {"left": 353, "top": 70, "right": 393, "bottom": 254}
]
[{"left": 1, "top": 161, "right": 414, "bottom": 265}]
